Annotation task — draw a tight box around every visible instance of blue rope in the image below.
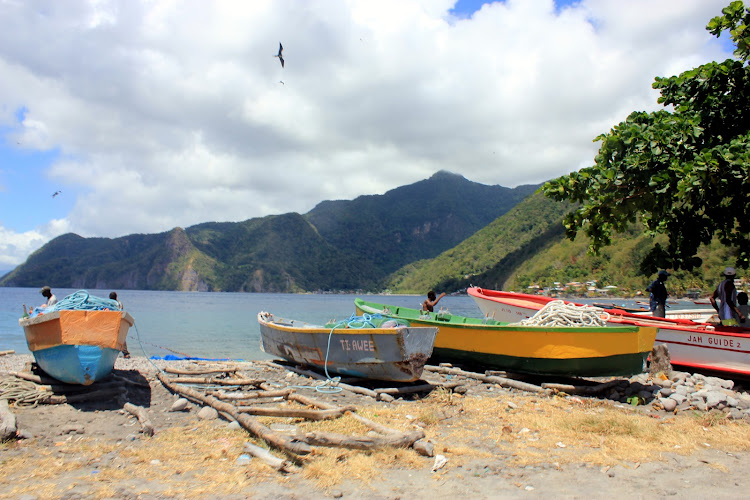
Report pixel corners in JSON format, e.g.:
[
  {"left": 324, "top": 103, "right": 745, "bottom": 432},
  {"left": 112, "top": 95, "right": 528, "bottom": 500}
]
[
  {"left": 312, "top": 313, "right": 410, "bottom": 394},
  {"left": 33, "top": 290, "right": 121, "bottom": 315}
]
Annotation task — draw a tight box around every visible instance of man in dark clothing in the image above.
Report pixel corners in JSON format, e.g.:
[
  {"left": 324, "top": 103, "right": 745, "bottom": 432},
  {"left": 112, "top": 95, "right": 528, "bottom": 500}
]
[
  {"left": 646, "top": 270, "right": 670, "bottom": 318},
  {"left": 710, "top": 267, "right": 746, "bottom": 326}
]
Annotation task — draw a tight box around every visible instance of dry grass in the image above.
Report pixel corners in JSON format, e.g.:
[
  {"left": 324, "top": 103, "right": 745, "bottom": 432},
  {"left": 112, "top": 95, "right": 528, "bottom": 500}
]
[{"left": 2, "top": 390, "right": 750, "bottom": 497}]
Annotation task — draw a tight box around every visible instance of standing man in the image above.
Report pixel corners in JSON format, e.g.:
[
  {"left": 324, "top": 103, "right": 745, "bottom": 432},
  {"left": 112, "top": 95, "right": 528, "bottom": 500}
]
[
  {"left": 110, "top": 292, "right": 130, "bottom": 358},
  {"left": 646, "top": 270, "right": 670, "bottom": 318},
  {"left": 39, "top": 286, "right": 58, "bottom": 308},
  {"left": 710, "top": 267, "right": 746, "bottom": 326}
]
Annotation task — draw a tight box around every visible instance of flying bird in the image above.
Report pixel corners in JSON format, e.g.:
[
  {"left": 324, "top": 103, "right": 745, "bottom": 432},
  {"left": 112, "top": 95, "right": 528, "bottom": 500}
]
[
  {"left": 274, "top": 42, "right": 284, "bottom": 68},
  {"left": 52, "top": 190, "right": 61, "bottom": 198}
]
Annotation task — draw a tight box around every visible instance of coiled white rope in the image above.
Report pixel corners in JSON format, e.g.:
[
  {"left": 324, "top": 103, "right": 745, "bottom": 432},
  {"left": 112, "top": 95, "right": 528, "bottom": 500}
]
[{"left": 516, "top": 300, "right": 610, "bottom": 327}]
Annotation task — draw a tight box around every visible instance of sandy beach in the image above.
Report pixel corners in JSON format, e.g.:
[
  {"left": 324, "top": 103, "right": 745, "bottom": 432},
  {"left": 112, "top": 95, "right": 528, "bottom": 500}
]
[{"left": 2, "top": 353, "right": 750, "bottom": 499}]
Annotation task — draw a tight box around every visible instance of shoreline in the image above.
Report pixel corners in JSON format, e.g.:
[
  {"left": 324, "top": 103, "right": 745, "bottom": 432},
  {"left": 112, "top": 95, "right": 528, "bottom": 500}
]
[{"left": 2, "top": 354, "right": 750, "bottom": 499}]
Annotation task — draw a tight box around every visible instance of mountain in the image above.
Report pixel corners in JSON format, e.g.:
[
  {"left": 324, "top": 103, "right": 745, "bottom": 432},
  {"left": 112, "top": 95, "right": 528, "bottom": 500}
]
[
  {"left": 305, "top": 171, "right": 538, "bottom": 277},
  {"left": 384, "top": 192, "right": 572, "bottom": 293},
  {"left": 0, "top": 172, "right": 539, "bottom": 292}
]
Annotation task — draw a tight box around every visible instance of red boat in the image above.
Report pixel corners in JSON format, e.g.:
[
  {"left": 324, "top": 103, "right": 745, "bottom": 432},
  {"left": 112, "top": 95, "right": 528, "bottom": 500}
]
[{"left": 467, "top": 287, "right": 750, "bottom": 377}]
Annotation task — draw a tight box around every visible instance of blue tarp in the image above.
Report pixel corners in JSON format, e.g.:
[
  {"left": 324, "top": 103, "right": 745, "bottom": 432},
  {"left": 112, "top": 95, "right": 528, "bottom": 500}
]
[{"left": 149, "top": 355, "right": 243, "bottom": 361}]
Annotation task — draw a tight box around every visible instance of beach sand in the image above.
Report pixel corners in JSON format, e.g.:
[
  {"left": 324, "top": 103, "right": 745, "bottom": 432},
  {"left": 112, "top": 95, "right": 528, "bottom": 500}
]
[{"left": 2, "top": 354, "right": 750, "bottom": 499}]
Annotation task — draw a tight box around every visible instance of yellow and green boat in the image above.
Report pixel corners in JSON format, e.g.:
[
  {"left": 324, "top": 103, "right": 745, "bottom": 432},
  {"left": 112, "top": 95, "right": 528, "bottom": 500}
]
[{"left": 354, "top": 298, "right": 658, "bottom": 377}]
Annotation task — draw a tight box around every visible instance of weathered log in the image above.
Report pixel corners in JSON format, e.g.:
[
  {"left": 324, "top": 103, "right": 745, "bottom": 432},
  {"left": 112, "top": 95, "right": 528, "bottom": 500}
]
[
  {"left": 156, "top": 372, "right": 311, "bottom": 456},
  {"left": 163, "top": 366, "right": 239, "bottom": 376},
  {"left": 208, "top": 388, "right": 294, "bottom": 400},
  {"left": 287, "top": 393, "right": 409, "bottom": 437},
  {"left": 38, "top": 380, "right": 127, "bottom": 394},
  {"left": 168, "top": 376, "right": 265, "bottom": 386},
  {"left": 111, "top": 373, "right": 152, "bottom": 388},
  {"left": 123, "top": 402, "right": 155, "bottom": 436},
  {"left": 0, "top": 399, "right": 17, "bottom": 440},
  {"left": 282, "top": 365, "right": 381, "bottom": 399},
  {"left": 235, "top": 406, "right": 354, "bottom": 420},
  {"left": 243, "top": 442, "right": 296, "bottom": 473},
  {"left": 46, "top": 388, "right": 124, "bottom": 405},
  {"left": 298, "top": 429, "right": 425, "bottom": 450},
  {"left": 373, "top": 381, "right": 464, "bottom": 396},
  {"left": 541, "top": 379, "right": 624, "bottom": 395},
  {"left": 0, "top": 350, "right": 15, "bottom": 357},
  {"left": 424, "top": 365, "right": 550, "bottom": 395},
  {"left": 9, "top": 371, "right": 61, "bottom": 386}
]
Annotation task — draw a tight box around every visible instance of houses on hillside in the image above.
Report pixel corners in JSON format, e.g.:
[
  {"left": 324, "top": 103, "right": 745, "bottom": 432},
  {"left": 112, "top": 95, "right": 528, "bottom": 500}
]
[{"left": 527, "top": 280, "right": 619, "bottom": 297}]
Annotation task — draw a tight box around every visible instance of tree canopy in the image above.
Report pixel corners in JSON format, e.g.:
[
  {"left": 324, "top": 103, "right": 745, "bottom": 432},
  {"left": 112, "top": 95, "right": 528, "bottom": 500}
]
[{"left": 543, "top": 1, "right": 750, "bottom": 274}]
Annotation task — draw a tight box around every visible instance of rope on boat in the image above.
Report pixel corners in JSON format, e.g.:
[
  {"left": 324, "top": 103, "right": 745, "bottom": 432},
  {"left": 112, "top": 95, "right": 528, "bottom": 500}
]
[
  {"left": 34, "top": 290, "right": 121, "bottom": 316},
  {"left": 0, "top": 377, "right": 50, "bottom": 407},
  {"left": 516, "top": 300, "right": 610, "bottom": 327},
  {"left": 304, "top": 313, "right": 410, "bottom": 394}
]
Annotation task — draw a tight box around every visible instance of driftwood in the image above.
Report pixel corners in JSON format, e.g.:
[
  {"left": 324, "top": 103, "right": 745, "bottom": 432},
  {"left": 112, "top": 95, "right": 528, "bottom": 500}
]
[
  {"left": 156, "top": 372, "right": 311, "bottom": 456},
  {"left": 37, "top": 380, "right": 126, "bottom": 394},
  {"left": 123, "top": 402, "right": 155, "bottom": 436},
  {"left": 208, "top": 388, "right": 294, "bottom": 400},
  {"left": 111, "top": 373, "right": 151, "bottom": 388},
  {"left": 243, "top": 442, "right": 296, "bottom": 473},
  {"left": 235, "top": 405, "right": 355, "bottom": 420},
  {"left": 374, "top": 380, "right": 465, "bottom": 396},
  {"left": 541, "top": 379, "right": 624, "bottom": 395},
  {"left": 0, "top": 350, "right": 15, "bottom": 357},
  {"left": 287, "top": 393, "right": 420, "bottom": 438},
  {"left": 0, "top": 399, "right": 17, "bottom": 440},
  {"left": 425, "top": 365, "right": 550, "bottom": 395},
  {"left": 163, "top": 366, "right": 239, "bottom": 376},
  {"left": 168, "top": 376, "right": 265, "bottom": 386},
  {"left": 298, "top": 429, "right": 425, "bottom": 450},
  {"left": 279, "top": 364, "right": 395, "bottom": 401},
  {"left": 46, "top": 388, "right": 124, "bottom": 405},
  {"left": 9, "top": 371, "right": 61, "bottom": 386}
]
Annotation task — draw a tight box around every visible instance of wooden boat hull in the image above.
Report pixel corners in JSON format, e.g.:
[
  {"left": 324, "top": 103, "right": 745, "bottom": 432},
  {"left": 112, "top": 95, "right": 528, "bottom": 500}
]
[
  {"left": 257, "top": 312, "right": 438, "bottom": 382},
  {"left": 20, "top": 310, "right": 134, "bottom": 385},
  {"left": 467, "top": 287, "right": 750, "bottom": 377},
  {"left": 354, "top": 299, "right": 657, "bottom": 377}
]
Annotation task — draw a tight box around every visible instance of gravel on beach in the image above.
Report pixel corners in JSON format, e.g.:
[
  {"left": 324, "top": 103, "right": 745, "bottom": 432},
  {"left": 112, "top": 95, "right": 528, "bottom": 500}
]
[{"left": 3, "top": 353, "right": 750, "bottom": 499}]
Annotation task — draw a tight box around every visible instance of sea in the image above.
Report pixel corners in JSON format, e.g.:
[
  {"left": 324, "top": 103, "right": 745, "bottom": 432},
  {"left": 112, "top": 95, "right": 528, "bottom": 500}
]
[
  {"left": 0, "top": 288, "right": 482, "bottom": 360},
  {"left": 1, "top": 287, "right": 714, "bottom": 360}
]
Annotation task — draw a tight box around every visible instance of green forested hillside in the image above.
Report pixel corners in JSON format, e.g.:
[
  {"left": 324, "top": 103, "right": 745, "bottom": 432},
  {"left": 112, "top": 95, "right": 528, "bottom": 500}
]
[
  {"left": 386, "top": 192, "right": 743, "bottom": 297},
  {"left": 384, "top": 192, "right": 573, "bottom": 292},
  {"left": 305, "top": 170, "right": 538, "bottom": 275}
]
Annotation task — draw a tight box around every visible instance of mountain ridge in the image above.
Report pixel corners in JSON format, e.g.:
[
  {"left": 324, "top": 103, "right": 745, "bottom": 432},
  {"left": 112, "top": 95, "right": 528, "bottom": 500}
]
[{"left": 0, "top": 172, "right": 540, "bottom": 292}]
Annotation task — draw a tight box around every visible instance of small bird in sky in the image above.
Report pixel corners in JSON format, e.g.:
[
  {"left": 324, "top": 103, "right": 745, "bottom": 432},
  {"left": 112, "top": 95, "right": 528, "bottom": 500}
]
[
  {"left": 52, "top": 190, "right": 61, "bottom": 198},
  {"left": 274, "top": 42, "right": 284, "bottom": 68}
]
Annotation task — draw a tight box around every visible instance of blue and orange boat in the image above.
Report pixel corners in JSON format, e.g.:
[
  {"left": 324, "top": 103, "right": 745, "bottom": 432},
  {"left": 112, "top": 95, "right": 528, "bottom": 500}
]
[{"left": 19, "top": 291, "right": 134, "bottom": 385}]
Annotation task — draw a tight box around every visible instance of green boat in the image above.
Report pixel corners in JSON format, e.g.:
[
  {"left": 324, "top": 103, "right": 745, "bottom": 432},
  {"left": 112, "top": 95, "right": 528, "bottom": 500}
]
[{"left": 354, "top": 298, "right": 658, "bottom": 377}]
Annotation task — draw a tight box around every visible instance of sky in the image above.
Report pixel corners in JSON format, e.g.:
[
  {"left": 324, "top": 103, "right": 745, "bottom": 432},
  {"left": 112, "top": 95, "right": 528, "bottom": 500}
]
[{"left": 0, "top": 0, "right": 736, "bottom": 269}]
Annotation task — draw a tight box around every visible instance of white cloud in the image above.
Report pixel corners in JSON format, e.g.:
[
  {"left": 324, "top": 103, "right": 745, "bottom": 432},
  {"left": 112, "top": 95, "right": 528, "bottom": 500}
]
[
  {"left": 0, "top": 0, "right": 735, "bottom": 266},
  {"left": 0, "top": 220, "right": 71, "bottom": 268}
]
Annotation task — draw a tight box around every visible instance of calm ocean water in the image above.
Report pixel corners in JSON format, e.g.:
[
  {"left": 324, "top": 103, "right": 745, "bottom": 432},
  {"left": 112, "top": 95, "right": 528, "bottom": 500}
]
[
  {"left": 1, "top": 287, "right": 714, "bottom": 360},
  {"left": 0, "top": 288, "right": 483, "bottom": 360}
]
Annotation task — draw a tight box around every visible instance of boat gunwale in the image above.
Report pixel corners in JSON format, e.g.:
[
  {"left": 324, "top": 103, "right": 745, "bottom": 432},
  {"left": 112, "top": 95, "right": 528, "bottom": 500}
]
[
  {"left": 257, "top": 312, "right": 437, "bottom": 336},
  {"left": 354, "top": 299, "right": 643, "bottom": 334}
]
